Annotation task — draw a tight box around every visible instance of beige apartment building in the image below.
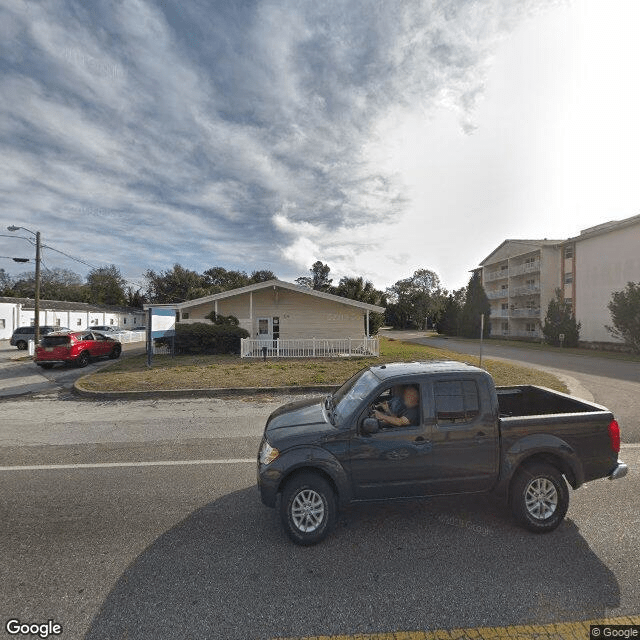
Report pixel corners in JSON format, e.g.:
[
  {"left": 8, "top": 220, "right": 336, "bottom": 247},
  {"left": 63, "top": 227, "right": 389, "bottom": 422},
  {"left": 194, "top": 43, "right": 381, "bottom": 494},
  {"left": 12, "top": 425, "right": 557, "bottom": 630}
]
[{"left": 479, "top": 213, "right": 640, "bottom": 345}]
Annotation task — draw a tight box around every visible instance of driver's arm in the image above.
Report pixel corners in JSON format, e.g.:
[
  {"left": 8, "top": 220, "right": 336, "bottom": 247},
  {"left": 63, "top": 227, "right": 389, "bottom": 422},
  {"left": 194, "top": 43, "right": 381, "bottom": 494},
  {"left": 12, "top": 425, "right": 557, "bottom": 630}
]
[{"left": 373, "top": 410, "right": 409, "bottom": 427}]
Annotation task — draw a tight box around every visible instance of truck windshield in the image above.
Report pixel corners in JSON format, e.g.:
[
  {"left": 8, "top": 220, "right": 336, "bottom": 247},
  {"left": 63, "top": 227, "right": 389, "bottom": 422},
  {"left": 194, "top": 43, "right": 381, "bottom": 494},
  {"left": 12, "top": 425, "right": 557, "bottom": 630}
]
[{"left": 333, "top": 369, "right": 379, "bottom": 423}]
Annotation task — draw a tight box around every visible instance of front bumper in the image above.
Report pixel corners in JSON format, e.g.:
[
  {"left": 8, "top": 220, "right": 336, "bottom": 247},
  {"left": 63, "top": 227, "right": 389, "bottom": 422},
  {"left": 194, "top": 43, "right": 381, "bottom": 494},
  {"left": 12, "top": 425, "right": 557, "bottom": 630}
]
[{"left": 609, "top": 460, "right": 628, "bottom": 480}]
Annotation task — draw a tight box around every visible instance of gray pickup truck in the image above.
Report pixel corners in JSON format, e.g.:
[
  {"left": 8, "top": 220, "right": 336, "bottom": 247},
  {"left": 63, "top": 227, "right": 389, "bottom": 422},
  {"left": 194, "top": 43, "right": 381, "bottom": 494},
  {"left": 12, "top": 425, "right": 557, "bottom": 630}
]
[{"left": 257, "top": 361, "right": 628, "bottom": 545}]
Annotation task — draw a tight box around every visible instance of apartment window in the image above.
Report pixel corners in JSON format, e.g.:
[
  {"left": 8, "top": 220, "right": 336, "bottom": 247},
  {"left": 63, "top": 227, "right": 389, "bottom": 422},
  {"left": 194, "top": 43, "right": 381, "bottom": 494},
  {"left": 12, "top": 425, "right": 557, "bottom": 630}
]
[
  {"left": 501, "top": 303, "right": 508, "bottom": 311},
  {"left": 182, "top": 312, "right": 189, "bottom": 320},
  {"left": 500, "top": 264, "right": 508, "bottom": 272},
  {"left": 55, "top": 319, "right": 61, "bottom": 327},
  {"left": 76, "top": 319, "right": 82, "bottom": 326},
  {"left": 502, "top": 322, "right": 509, "bottom": 332},
  {"left": 110, "top": 319, "right": 115, "bottom": 325},
  {"left": 0, "top": 320, "right": 5, "bottom": 329},
  {"left": 123, "top": 318, "right": 127, "bottom": 324},
  {"left": 501, "top": 284, "right": 508, "bottom": 291},
  {"left": 526, "top": 323, "right": 536, "bottom": 332},
  {"left": 564, "top": 273, "right": 573, "bottom": 284},
  {"left": 565, "top": 246, "right": 573, "bottom": 259}
]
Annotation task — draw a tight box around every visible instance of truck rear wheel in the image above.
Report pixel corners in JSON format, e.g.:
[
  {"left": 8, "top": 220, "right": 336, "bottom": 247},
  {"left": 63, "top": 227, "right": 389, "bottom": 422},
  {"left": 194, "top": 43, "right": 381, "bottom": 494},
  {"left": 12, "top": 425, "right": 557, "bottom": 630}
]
[
  {"left": 280, "top": 472, "right": 336, "bottom": 546},
  {"left": 510, "top": 462, "right": 569, "bottom": 533}
]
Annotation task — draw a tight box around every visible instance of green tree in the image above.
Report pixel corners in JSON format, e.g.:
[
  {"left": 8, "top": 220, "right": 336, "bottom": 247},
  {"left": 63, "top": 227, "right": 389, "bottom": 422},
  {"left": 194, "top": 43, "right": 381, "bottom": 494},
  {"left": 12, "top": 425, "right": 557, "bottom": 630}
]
[
  {"left": 459, "top": 271, "right": 491, "bottom": 338},
  {"left": 606, "top": 281, "right": 640, "bottom": 353},
  {"left": 542, "top": 288, "right": 580, "bottom": 347},
  {"left": 126, "top": 286, "right": 147, "bottom": 309},
  {"left": 385, "top": 269, "right": 442, "bottom": 329},
  {"left": 334, "top": 276, "right": 387, "bottom": 335},
  {"left": 203, "top": 267, "right": 251, "bottom": 292},
  {"left": 12, "top": 268, "right": 87, "bottom": 302},
  {"left": 249, "top": 269, "right": 277, "bottom": 283},
  {"left": 436, "top": 287, "right": 466, "bottom": 336},
  {"left": 296, "top": 261, "right": 333, "bottom": 291},
  {"left": 86, "top": 265, "right": 127, "bottom": 306},
  {"left": 144, "top": 264, "right": 208, "bottom": 303}
]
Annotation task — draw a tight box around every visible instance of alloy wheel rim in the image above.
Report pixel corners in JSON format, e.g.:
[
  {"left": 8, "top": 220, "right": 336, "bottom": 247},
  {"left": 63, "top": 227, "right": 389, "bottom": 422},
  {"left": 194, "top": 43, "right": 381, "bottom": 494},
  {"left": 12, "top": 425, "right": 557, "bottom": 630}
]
[
  {"left": 525, "top": 477, "right": 558, "bottom": 520},
  {"left": 291, "top": 489, "right": 325, "bottom": 533}
]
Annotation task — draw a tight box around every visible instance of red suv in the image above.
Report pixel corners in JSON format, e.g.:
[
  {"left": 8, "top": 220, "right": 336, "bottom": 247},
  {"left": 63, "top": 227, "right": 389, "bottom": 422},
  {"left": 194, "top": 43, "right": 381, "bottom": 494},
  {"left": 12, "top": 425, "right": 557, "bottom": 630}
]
[{"left": 35, "top": 331, "right": 122, "bottom": 369}]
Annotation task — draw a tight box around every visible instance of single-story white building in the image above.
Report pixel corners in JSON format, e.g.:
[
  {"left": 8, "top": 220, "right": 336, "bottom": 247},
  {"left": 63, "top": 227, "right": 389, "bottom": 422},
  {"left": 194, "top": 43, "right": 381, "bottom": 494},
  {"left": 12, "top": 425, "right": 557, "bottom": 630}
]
[
  {"left": 0, "top": 297, "right": 146, "bottom": 340},
  {"left": 146, "top": 279, "right": 385, "bottom": 357}
]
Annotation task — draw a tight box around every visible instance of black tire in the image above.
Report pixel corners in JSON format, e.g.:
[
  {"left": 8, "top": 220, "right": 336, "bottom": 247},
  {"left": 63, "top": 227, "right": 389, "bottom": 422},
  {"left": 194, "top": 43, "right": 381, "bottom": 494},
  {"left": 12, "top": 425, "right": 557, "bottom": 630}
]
[
  {"left": 280, "top": 472, "right": 336, "bottom": 545},
  {"left": 76, "top": 351, "right": 91, "bottom": 368},
  {"left": 510, "top": 462, "right": 569, "bottom": 533},
  {"left": 37, "top": 363, "right": 54, "bottom": 369},
  {"left": 109, "top": 345, "right": 122, "bottom": 359},
  {"left": 16, "top": 340, "right": 27, "bottom": 350}
]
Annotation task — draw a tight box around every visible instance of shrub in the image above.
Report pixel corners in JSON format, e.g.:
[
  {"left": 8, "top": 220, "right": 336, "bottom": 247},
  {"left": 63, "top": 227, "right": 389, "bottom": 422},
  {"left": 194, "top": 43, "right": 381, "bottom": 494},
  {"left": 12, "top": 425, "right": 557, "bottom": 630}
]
[
  {"left": 606, "top": 282, "right": 640, "bottom": 353},
  {"left": 156, "top": 322, "right": 249, "bottom": 354},
  {"left": 542, "top": 289, "right": 580, "bottom": 347}
]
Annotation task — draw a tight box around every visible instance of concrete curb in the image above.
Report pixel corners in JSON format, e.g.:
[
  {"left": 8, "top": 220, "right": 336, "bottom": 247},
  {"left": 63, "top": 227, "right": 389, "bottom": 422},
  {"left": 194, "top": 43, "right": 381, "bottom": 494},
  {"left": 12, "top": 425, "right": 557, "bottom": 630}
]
[{"left": 72, "top": 381, "right": 337, "bottom": 400}]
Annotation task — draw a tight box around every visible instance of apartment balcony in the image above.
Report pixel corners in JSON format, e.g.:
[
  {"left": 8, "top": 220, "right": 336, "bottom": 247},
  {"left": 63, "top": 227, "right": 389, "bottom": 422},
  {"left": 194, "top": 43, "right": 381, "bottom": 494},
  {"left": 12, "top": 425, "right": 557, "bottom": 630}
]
[
  {"left": 485, "top": 269, "right": 509, "bottom": 282},
  {"left": 486, "top": 289, "right": 508, "bottom": 300},
  {"left": 510, "top": 261, "right": 541, "bottom": 276},
  {"left": 511, "top": 308, "right": 541, "bottom": 318},
  {"left": 511, "top": 285, "right": 540, "bottom": 297}
]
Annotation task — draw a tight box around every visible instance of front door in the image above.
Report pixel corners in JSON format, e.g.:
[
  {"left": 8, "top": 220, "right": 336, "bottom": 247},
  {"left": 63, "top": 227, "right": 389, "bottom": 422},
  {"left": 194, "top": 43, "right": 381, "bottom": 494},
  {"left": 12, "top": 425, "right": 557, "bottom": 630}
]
[
  {"left": 257, "top": 317, "right": 272, "bottom": 342},
  {"left": 349, "top": 383, "right": 433, "bottom": 499}
]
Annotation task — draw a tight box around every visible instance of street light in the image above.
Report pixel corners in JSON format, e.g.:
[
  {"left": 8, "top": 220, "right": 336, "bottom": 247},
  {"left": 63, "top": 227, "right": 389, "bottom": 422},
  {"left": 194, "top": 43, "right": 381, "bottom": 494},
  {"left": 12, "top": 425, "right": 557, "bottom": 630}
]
[{"left": 7, "top": 225, "right": 41, "bottom": 344}]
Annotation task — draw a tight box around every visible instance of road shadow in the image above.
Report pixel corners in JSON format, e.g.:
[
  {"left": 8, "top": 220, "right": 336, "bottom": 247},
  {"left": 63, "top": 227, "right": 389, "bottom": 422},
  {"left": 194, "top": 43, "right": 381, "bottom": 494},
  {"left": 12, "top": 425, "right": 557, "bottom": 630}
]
[{"left": 85, "top": 488, "right": 620, "bottom": 640}]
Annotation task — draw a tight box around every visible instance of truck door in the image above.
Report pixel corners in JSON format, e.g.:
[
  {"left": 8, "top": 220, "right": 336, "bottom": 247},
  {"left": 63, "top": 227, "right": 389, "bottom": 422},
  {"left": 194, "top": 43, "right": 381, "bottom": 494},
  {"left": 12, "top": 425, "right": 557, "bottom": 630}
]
[
  {"left": 425, "top": 379, "right": 498, "bottom": 494},
  {"left": 349, "top": 383, "right": 433, "bottom": 499}
]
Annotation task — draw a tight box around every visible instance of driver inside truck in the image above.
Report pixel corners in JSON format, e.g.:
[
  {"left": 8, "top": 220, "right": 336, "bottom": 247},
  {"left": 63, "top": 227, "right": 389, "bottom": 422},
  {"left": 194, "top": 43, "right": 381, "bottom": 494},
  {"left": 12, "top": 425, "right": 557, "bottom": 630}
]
[{"left": 374, "top": 385, "right": 420, "bottom": 427}]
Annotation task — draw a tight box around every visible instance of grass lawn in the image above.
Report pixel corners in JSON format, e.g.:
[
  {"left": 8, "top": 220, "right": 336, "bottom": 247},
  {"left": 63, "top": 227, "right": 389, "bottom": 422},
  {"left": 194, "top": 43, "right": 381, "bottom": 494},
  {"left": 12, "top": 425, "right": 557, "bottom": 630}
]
[{"left": 77, "top": 336, "right": 567, "bottom": 393}]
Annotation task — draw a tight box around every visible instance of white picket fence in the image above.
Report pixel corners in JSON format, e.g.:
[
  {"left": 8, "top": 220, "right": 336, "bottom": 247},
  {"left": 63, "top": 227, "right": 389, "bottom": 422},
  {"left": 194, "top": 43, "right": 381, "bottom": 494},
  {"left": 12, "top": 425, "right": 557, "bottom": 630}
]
[
  {"left": 240, "top": 337, "right": 379, "bottom": 358},
  {"left": 110, "top": 330, "right": 146, "bottom": 343}
]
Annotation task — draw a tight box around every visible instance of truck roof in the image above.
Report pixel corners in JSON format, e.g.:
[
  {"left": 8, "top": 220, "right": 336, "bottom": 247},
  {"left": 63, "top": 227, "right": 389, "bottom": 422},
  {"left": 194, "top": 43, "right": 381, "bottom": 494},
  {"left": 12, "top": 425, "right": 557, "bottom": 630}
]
[{"left": 369, "top": 360, "right": 486, "bottom": 381}]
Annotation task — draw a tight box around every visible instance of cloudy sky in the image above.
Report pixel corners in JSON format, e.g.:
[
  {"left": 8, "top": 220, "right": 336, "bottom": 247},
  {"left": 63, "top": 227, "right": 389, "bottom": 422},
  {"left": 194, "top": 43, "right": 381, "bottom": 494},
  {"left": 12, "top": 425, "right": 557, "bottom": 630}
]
[{"left": 1, "top": 0, "right": 638, "bottom": 294}]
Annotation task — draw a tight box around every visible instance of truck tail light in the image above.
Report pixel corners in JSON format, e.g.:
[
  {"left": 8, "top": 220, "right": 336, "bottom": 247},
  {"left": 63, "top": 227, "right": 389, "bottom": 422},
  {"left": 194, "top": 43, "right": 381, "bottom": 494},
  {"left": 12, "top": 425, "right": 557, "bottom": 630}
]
[{"left": 608, "top": 419, "right": 620, "bottom": 454}]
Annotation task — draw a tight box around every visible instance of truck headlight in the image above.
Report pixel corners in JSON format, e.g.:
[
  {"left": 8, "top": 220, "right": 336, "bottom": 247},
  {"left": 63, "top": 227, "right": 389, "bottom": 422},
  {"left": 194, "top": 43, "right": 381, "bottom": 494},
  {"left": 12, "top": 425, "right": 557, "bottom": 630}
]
[{"left": 259, "top": 440, "right": 279, "bottom": 466}]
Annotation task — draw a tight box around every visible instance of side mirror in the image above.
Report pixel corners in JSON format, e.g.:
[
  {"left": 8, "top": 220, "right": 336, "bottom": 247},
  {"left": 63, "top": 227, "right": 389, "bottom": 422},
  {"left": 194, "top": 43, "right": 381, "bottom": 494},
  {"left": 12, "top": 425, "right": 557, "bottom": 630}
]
[{"left": 362, "top": 418, "right": 379, "bottom": 435}]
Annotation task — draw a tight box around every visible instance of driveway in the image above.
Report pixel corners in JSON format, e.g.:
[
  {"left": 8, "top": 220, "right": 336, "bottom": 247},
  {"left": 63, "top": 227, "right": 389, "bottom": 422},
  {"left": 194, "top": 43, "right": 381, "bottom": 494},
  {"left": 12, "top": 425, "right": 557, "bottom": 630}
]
[
  {"left": 0, "top": 339, "right": 145, "bottom": 399},
  {"left": 381, "top": 330, "right": 640, "bottom": 443}
]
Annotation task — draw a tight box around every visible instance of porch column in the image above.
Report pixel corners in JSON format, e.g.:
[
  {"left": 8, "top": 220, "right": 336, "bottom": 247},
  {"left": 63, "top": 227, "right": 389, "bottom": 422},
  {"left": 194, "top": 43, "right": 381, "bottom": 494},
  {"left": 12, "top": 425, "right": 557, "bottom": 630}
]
[
  {"left": 215, "top": 300, "right": 218, "bottom": 317},
  {"left": 365, "top": 310, "right": 370, "bottom": 336},
  {"left": 249, "top": 292, "right": 253, "bottom": 336}
]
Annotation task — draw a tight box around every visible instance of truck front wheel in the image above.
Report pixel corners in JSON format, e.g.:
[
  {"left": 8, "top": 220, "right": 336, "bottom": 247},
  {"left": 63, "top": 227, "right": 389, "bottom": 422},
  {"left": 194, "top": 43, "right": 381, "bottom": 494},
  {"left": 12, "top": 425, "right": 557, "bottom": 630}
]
[
  {"left": 510, "top": 462, "right": 569, "bottom": 533},
  {"left": 280, "top": 472, "right": 336, "bottom": 546}
]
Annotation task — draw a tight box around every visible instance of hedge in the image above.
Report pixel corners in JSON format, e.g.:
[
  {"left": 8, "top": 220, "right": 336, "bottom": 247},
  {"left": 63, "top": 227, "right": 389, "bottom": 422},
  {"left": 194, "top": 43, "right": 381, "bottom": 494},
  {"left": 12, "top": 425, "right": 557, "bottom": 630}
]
[{"left": 155, "top": 322, "right": 249, "bottom": 354}]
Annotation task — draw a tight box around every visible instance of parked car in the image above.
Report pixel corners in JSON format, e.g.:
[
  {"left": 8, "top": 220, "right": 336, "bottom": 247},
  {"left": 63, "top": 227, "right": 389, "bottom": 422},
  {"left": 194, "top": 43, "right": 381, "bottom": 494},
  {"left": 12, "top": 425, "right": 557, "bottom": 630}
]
[
  {"left": 10, "top": 326, "right": 70, "bottom": 350},
  {"left": 257, "top": 361, "right": 628, "bottom": 545},
  {"left": 90, "top": 325, "right": 121, "bottom": 333},
  {"left": 34, "top": 331, "right": 122, "bottom": 368}
]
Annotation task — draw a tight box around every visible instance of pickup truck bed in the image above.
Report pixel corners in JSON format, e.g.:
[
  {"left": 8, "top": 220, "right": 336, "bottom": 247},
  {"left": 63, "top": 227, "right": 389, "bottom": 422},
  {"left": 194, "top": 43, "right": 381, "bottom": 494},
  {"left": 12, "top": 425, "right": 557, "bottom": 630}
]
[{"left": 497, "top": 385, "right": 605, "bottom": 417}]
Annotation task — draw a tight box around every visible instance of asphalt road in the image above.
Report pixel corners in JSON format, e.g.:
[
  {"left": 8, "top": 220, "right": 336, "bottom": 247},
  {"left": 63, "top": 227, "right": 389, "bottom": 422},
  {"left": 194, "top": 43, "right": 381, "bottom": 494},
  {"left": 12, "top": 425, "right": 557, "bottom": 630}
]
[{"left": 0, "top": 394, "right": 638, "bottom": 640}]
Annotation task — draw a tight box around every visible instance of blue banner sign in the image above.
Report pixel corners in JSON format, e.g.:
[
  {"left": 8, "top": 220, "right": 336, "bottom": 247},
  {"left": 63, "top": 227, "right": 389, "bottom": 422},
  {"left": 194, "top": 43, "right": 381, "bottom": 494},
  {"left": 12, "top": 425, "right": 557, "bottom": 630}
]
[{"left": 150, "top": 307, "right": 176, "bottom": 338}]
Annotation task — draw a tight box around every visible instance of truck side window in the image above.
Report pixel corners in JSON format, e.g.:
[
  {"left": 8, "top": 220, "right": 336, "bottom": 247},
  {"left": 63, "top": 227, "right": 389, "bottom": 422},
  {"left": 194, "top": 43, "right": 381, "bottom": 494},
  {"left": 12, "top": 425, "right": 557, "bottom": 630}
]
[{"left": 435, "top": 380, "right": 480, "bottom": 425}]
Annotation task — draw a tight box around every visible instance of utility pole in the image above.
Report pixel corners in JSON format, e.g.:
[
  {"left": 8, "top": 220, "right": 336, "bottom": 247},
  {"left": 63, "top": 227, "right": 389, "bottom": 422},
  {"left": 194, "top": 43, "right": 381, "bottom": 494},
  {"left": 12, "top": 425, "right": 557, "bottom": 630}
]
[
  {"left": 34, "top": 231, "right": 41, "bottom": 344},
  {"left": 7, "top": 225, "right": 41, "bottom": 345}
]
